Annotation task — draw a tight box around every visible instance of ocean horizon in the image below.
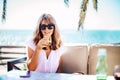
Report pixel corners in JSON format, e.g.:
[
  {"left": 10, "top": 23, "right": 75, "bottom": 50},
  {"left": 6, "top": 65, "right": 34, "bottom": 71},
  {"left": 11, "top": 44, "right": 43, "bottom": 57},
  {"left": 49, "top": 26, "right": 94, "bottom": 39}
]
[{"left": 0, "top": 29, "right": 120, "bottom": 46}]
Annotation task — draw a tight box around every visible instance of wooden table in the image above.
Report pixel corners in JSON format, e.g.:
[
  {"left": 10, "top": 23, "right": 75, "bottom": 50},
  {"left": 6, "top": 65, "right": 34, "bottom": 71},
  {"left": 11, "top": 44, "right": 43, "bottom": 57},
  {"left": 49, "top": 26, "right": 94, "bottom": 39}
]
[{"left": 0, "top": 70, "right": 115, "bottom": 80}]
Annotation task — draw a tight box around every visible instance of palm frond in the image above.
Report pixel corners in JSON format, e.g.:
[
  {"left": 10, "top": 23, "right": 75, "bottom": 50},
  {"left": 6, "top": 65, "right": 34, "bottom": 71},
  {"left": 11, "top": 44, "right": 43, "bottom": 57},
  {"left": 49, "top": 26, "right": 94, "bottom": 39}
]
[
  {"left": 2, "top": 0, "right": 7, "bottom": 23},
  {"left": 78, "top": 0, "right": 89, "bottom": 30},
  {"left": 78, "top": 0, "right": 98, "bottom": 30},
  {"left": 64, "top": 0, "right": 69, "bottom": 7},
  {"left": 93, "top": 0, "right": 98, "bottom": 11}
]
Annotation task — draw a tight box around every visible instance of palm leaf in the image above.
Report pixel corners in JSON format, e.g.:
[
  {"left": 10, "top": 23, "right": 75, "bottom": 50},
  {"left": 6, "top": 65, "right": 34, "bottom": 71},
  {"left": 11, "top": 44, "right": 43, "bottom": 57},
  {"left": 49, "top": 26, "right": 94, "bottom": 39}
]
[
  {"left": 2, "top": 0, "right": 7, "bottom": 23},
  {"left": 64, "top": 0, "right": 69, "bottom": 7},
  {"left": 78, "top": 0, "right": 98, "bottom": 30},
  {"left": 78, "top": 0, "right": 89, "bottom": 30},
  {"left": 93, "top": 0, "right": 98, "bottom": 11}
]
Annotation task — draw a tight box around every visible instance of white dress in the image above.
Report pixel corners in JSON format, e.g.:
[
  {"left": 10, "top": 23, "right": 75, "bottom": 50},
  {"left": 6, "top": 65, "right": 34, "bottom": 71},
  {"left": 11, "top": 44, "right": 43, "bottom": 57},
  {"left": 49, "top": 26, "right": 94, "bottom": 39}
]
[{"left": 26, "top": 39, "right": 63, "bottom": 73}]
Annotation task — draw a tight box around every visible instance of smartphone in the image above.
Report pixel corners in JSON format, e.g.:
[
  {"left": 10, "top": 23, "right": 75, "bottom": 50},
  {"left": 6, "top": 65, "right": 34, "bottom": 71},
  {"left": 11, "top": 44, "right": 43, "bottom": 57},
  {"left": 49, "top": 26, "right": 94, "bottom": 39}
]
[{"left": 20, "top": 71, "right": 30, "bottom": 78}]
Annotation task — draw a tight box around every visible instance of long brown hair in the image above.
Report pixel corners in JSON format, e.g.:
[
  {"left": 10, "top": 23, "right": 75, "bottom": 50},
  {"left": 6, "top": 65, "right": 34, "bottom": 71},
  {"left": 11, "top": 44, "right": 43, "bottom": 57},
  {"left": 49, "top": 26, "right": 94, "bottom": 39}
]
[{"left": 33, "top": 13, "right": 62, "bottom": 50}]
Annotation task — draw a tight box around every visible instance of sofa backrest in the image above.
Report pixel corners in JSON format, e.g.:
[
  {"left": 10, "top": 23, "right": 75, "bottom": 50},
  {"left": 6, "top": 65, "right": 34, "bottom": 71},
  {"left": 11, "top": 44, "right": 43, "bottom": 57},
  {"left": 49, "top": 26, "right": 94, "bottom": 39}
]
[
  {"left": 61, "top": 44, "right": 120, "bottom": 75},
  {"left": 61, "top": 45, "right": 89, "bottom": 74},
  {"left": 88, "top": 44, "right": 120, "bottom": 75}
]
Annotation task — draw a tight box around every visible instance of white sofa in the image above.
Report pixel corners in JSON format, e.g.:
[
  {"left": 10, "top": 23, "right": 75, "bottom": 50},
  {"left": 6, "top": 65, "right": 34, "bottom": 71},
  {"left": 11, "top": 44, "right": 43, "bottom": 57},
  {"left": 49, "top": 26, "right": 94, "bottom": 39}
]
[
  {"left": 61, "top": 44, "right": 120, "bottom": 75},
  {"left": 5, "top": 45, "right": 120, "bottom": 75},
  {"left": 61, "top": 44, "right": 89, "bottom": 74}
]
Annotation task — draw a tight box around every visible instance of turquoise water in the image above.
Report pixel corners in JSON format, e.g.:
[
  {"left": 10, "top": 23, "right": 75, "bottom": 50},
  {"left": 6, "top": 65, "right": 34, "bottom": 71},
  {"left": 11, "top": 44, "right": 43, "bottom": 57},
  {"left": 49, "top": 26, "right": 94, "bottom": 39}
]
[
  {"left": 0, "top": 29, "right": 32, "bottom": 46},
  {"left": 0, "top": 29, "right": 120, "bottom": 45}
]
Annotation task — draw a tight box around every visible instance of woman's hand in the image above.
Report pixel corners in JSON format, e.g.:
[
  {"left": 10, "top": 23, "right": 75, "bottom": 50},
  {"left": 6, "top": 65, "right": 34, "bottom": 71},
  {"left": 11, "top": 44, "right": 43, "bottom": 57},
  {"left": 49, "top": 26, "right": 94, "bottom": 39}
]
[{"left": 37, "top": 36, "right": 51, "bottom": 50}]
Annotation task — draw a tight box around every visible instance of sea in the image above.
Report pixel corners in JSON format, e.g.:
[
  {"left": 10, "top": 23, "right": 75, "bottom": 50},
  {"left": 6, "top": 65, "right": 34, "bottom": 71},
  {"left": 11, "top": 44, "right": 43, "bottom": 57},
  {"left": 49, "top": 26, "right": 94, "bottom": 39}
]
[{"left": 0, "top": 29, "right": 120, "bottom": 46}]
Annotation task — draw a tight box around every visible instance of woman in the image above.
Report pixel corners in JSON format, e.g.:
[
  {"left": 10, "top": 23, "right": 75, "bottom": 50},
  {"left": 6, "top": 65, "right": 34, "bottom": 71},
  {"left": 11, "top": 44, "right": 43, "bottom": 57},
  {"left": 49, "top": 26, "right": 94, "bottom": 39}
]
[{"left": 26, "top": 13, "right": 63, "bottom": 73}]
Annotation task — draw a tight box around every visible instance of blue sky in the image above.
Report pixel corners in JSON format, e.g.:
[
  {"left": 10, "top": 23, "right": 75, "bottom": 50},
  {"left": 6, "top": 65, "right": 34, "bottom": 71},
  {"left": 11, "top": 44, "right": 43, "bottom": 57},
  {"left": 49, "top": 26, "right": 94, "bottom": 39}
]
[{"left": 0, "top": 0, "right": 120, "bottom": 30}]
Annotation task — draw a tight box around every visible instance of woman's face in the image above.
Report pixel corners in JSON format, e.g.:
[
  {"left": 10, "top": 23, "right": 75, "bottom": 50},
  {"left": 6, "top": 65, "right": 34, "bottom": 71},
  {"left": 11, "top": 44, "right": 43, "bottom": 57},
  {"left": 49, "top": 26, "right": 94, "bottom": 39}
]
[{"left": 40, "top": 20, "right": 54, "bottom": 38}]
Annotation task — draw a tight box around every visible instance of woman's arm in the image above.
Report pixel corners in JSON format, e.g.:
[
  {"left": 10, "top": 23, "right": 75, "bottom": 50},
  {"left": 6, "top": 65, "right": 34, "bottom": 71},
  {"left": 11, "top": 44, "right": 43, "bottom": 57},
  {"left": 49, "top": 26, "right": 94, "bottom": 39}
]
[
  {"left": 26, "top": 38, "right": 48, "bottom": 71},
  {"left": 26, "top": 47, "right": 41, "bottom": 71}
]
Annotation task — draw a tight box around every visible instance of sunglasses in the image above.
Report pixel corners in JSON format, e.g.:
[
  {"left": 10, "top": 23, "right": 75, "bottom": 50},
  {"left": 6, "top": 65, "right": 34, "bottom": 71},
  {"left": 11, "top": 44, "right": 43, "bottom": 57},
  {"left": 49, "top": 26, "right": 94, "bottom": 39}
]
[{"left": 40, "top": 24, "right": 55, "bottom": 30}]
